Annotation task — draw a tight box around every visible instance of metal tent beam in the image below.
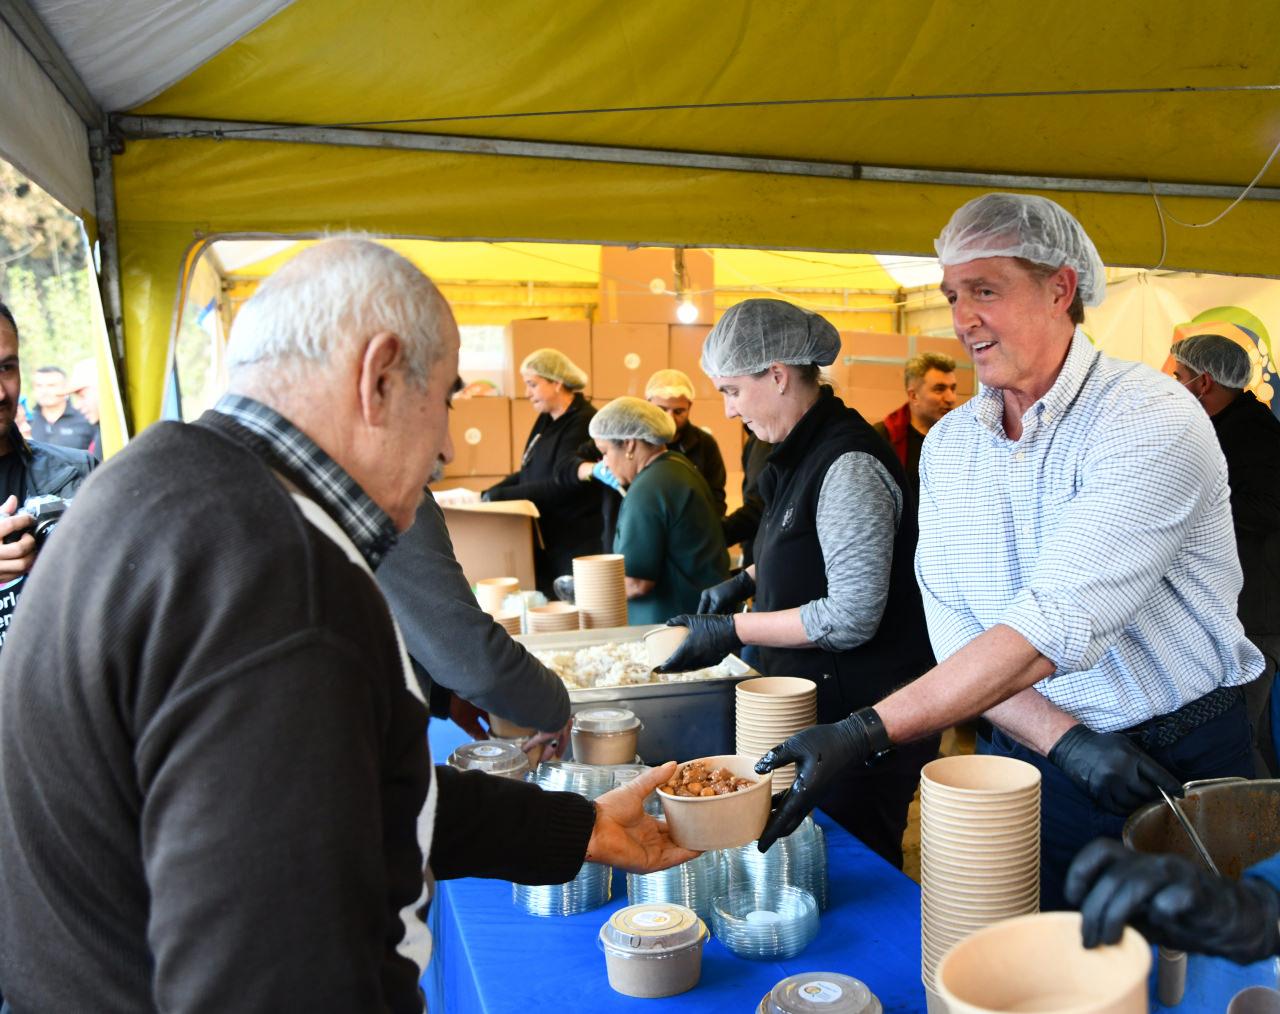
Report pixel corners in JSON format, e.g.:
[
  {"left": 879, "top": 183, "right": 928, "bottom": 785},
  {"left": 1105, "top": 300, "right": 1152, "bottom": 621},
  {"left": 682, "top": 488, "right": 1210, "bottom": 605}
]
[
  {"left": 0, "top": 0, "right": 101, "bottom": 129},
  {"left": 115, "top": 114, "right": 1280, "bottom": 203}
]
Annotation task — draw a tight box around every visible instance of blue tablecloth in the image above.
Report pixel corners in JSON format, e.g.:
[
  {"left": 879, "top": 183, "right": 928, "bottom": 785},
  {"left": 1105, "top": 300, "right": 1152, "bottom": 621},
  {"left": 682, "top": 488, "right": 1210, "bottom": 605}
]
[{"left": 423, "top": 720, "right": 1270, "bottom": 1012}]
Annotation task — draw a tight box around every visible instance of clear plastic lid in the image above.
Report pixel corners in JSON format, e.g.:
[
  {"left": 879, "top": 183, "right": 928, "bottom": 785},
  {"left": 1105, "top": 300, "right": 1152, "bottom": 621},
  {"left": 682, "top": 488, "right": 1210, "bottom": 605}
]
[
  {"left": 447, "top": 740, "right": 529, "bottom": 776},
  {"left": 763, "top": 974, "right": 881, "bottom": 1014},
  {"left": 599, "top": 903, "right": 707, "bottom": 955},
  {"left": 573, "top": 707, "right": 641, "bottom": 734}
]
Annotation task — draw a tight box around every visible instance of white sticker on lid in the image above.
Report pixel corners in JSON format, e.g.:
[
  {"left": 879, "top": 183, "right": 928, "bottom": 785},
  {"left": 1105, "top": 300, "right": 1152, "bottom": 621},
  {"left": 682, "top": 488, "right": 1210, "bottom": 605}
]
[
  {"left": 473, "top": 745, "right": 504, "bottom": 757},
  {"left": 623, "top": 352, "right": 642, "bottom": 370},
  {"left": 798, "top": 981, "right": 844, "bottom": 1003},
  {"left": 630, "top": 910, "right": 676, "bottom": 929},
  {"left": 464, "top": 427, "right": 483, "bottom": 446}
]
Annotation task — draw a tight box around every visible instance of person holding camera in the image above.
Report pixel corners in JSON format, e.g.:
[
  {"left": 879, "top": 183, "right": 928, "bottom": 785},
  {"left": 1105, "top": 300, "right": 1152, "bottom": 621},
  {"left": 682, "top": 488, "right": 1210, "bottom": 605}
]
[{"left": 0, "top": 303, "right": 95, "bottom": 649}]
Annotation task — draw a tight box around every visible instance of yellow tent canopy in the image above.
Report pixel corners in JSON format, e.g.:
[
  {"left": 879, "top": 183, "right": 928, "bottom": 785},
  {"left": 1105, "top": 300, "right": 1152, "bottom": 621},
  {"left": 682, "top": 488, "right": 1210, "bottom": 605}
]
[{"left": 5, "top": 0, "right": 1280, "bottom": 429}]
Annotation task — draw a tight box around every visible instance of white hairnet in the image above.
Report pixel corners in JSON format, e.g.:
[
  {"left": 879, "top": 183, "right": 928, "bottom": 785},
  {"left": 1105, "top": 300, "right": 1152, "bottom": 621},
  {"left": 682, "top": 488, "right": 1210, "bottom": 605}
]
[
  {"left": 589, "top": 396, "right": 677, "bottom": 446},
  {"left": 700, "top": 298, "right": 841, "bottom": 378},
  {"left": 645, "top": 368, "right": 696, "bottom": 401},
  {"left": 934, "top": 193, "right": 1107, "bottom": 307},
  {"left": 520, "top": 347, "right": 588, "bottom": 390},
  {"left": 1171, "top": 334, "right": 1253, "bottom": 389}
]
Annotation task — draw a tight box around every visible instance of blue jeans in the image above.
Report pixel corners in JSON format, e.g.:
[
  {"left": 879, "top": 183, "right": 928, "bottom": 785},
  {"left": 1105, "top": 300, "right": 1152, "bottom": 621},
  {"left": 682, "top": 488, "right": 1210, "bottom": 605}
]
[{"left": 978, "top": 697, "right": 1254, "bottom": 911}]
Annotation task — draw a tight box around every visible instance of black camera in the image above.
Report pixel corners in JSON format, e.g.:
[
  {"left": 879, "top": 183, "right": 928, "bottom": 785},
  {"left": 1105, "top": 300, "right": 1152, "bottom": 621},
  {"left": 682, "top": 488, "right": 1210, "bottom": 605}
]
[{"left": 3, "top": 494, "right": 70, "bottom": 548}]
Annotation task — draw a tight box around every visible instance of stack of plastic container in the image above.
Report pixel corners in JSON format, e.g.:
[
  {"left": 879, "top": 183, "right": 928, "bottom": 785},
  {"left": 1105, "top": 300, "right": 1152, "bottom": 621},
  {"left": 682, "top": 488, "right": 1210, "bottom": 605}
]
[
  {"left": 710, "top": 885, "right": 820, "bottom": 960},
  {"left": 721, "top": 816, "right": 828, "bottom": 910},
  {"left": 627, "top": 850, "right": 724, "bottom": 920}
]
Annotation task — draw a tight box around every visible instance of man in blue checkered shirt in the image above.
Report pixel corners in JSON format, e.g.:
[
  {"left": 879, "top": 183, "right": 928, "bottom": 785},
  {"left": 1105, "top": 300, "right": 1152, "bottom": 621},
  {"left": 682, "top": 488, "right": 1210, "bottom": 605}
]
[{"left": 757, "top": 194, "right": 1261, "bottom": 909}]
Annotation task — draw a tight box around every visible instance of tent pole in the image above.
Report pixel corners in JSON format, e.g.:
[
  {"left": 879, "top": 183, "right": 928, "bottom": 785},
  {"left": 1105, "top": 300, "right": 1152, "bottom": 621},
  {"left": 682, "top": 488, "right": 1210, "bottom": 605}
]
[
  {"left": 114, "top": 114, "right": 1280, "bottom": 205},
  {"left": 89, "top": 129, "right": 130, "bottom": 428}
]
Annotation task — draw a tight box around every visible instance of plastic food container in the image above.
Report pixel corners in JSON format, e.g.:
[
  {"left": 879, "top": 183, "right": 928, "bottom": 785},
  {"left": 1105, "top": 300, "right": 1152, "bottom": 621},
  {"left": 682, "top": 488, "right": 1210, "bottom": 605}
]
[
  {"left": 598, "top": 902, "right": 707, "bottom": 998},
  {"left": 711, "top": 885, "right": 820, "bottom": 961},
  {"left": 572, "top": 707, "right": 642, "bottom": 765},
  {"left": 446, "top": 741, "right": 530, "bottom": 779},
  {"left": 758, "top": 973, "right": 882, "bottom": 1014}
]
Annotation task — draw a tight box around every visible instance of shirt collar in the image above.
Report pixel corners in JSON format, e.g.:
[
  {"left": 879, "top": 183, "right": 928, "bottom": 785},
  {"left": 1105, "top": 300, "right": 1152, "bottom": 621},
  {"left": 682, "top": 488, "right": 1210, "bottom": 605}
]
[
  {"left": 972, "top": 328, "right": 1097, "bottom": 439},
  {"left": 213, "top": 393, "right": 398, "bottom": 568}
]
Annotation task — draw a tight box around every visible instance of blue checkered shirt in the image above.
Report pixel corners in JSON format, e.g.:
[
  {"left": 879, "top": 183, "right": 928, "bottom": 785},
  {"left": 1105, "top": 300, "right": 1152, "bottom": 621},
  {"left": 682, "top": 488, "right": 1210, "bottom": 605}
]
[
  {"left": 213, "top": 394, "right": 398, "bottom": 569},
  {"left": 916, "top": 330, "right": 1263, "bottom": 732}
]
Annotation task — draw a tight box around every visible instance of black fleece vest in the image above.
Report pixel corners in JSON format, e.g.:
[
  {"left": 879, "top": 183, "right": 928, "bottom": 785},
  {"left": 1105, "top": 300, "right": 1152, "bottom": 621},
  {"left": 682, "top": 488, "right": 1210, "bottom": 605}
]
[{"left": 753, "top": 388, "right": 935, "bottom": 722}]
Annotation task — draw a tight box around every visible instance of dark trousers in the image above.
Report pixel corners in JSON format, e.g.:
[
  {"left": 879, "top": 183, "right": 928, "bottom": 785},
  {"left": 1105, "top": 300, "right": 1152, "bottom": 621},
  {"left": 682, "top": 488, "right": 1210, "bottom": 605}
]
[
  {"left": 818, "top": 734, "right": 940, "bottom": 869},
  {"left": 979, "top": 698, "right": 1255, "bottom": 911}
]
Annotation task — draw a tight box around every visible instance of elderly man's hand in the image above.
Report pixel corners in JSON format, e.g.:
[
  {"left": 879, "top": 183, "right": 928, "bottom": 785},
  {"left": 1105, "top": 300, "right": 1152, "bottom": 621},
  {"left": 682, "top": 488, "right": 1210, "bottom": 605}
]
[
  {"left": 0, "top": 496, "right": 37, "bottom": 581},
  {"left": 585, "top": 762, "right": 701, "bottom": 874},
  {"left": 522, "top": 717, "right": 572, "bottom": 765},
  {"left": 1047, "top": 725, "right": 1183, "bottom": 816}
]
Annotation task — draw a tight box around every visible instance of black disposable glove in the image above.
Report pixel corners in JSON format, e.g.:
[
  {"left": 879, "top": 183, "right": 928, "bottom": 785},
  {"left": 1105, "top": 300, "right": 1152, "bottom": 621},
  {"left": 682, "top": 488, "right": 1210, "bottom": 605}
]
[
  {"left": 1066, "top": 838, "right": 1280, "bottom": 964},
  {"left": 754, "top": 707, "right": 891, "bottom": 852},
  {"left": 1047, "top": 725, "right": 1183, "bottom": 816},
  {"left": 654, "top": 614, "right": 742, "bottom": 672},
  {"left": 697, "top": 570, "right": 756, "bottom": 615}
]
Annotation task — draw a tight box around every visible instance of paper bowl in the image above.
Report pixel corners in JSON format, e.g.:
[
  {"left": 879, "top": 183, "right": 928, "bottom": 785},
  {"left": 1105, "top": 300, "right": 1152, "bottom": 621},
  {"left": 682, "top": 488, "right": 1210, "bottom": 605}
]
[
  {"left": 658, "top": 755, "right": 773, "bottom": 850},
  {"left": 922, "top": 755, "right": 1041, "bottom": 796},
  {"left": 736, "top": 677, "right": 818, "bottom": 699},
  {"left": 488, "top": 713, "right": 535, "bottom": 738},
  {"left": 936, "top": 912, "right": 1149, "bottom": 1014},
  {"left": 645, "top": 625, "right": 689, "bottom": 668}
]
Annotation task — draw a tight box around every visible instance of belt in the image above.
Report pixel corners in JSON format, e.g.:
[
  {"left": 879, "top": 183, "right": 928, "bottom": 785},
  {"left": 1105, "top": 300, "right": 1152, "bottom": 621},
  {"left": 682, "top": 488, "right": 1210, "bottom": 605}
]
[{"left": 1123, "top": 685, "right": 1242, "bottom": 751}]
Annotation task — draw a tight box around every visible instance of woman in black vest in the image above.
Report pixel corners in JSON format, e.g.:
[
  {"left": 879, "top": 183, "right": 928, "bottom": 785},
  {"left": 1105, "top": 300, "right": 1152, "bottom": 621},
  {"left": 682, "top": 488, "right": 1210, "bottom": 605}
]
[
  {"left": 483, "top": 349, "right": 602, "bottom": 597},
  {"left": 658, "top": 299, "right": 937, "bottom": 868}
]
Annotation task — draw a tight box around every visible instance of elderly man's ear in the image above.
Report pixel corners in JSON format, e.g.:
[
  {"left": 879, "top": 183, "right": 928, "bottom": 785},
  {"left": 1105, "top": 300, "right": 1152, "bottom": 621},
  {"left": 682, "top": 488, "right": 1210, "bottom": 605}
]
[{"left": 357, "top": 331, "right": 406, "bottom": 426}]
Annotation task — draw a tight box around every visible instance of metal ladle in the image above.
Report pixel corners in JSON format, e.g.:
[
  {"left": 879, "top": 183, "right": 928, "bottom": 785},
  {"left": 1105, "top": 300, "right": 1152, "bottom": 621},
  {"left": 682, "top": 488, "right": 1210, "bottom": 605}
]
[
  {"left": 1154, "top": 785, "right": 1219, "bottom": 1008},
  {"left": 1158, "top": 785, "right": 1221, "bottom": 876}
]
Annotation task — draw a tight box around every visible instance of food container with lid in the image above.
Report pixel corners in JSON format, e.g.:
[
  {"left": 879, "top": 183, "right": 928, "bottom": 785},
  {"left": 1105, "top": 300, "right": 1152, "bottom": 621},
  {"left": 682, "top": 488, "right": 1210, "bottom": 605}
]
[
  {"left": 571, "top": 707, "right": 642, "bottom": 764},
  {"left": 758, "top": 973, "right": 882, "bottom": 1014},
  {"left": 446, "top": 740, "right": 530, "bottom": 779},
  {"left": 598, "top": 902, "right": 707, "bottom": 998}
]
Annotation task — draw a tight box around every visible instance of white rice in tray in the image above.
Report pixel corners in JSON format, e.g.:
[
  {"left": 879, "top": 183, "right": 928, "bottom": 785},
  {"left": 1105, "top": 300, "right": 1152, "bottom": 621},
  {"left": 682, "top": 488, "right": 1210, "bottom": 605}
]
[{"left": 532, "top": 641, "right": 738, "bottom": 690}]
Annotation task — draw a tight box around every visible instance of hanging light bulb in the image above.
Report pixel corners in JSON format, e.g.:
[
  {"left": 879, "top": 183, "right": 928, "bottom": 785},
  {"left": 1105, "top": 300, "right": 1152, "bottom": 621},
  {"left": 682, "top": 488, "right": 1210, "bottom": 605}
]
[{"left": 676, "top": 298, "right": 699, "bottom": 324}]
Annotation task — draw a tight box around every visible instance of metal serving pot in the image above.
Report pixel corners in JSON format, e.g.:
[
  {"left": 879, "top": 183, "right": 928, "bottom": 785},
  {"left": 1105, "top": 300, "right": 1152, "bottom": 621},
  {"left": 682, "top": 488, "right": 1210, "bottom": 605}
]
[{"left": 1123, "top": 778, "right": 1280, "bottom": 880}]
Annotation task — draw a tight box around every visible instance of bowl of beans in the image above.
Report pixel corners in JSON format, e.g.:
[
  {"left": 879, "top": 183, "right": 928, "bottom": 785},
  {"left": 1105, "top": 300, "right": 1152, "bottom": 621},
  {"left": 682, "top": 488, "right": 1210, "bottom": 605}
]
[{"left": 656, "top": 755, "right": 773, "bottom": 850}]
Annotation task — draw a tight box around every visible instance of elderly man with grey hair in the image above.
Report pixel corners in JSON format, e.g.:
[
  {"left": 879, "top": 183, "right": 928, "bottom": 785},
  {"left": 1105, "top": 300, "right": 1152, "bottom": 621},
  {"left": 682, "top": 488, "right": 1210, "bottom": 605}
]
[
  {"left": 1171, "top": 332, "right": 1280, "bottom": 773},
  {"left": 0, "top": 238, "right": 694, "bottom": 1013}
]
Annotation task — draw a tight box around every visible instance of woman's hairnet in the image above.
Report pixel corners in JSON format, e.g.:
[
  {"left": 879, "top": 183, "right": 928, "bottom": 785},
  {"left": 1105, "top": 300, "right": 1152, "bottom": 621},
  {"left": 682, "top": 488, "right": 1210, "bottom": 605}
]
[
  {"left": 644, "top": 368, "right": 696, "bottom": 401},
  {"left": 934, "top": 193, "right": 1107, "bottom": 307},
  {"left": 589, "top": 396, "right": 677, "bottom": 446},
  {"left": 700, "top": 298, "right": 841, "bottom": 378},
  {"left": 1171, "top": 334, "right": 1253, "bottom": 389},
  {"left": 520, "top": 347, "right": 588, "bottom": 390}
]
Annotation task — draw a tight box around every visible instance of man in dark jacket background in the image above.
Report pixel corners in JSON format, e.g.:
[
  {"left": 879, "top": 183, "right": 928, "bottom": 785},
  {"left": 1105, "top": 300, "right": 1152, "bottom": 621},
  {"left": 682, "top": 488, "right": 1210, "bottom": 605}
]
[
  {"left": 1171, "top": 332, "right": 1280, "bottom": 773},
  {"left": 873, "top": 351, "right": 957, "bottom": 499}
]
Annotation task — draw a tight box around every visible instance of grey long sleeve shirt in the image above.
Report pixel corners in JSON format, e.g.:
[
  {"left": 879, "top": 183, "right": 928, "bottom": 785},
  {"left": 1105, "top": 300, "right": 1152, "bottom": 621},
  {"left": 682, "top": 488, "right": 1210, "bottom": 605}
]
[
  {"left": 377, "top": 491, "right": 570, "bottom": 731},
  {"left": 798, "top": 451, "right": 902, "bottom": 652}
]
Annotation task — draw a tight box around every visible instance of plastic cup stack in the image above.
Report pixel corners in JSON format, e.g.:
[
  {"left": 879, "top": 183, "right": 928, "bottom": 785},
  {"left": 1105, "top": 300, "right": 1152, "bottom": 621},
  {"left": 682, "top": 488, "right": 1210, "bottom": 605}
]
[
  {"left": 710, "top": 885, "right": 820, "bottom": 961},
  {"left": 919, "top": 754, "right": 1041, "bottom": 1005},
  {"left": 611, "top": 764, "right": 663, "bottom": 817},
  {"left": 627, "top": 850, "right": 724, "bottom": 920},
  {"left": 735, "top": 677, "right": 817, "bottom": 791},
  {"left": 722, "top": 816, "right": 828, "bottom": 911},
  {"left": 526, "top": 601, "right": 580, "bottom": 633},
  {"left": 572, "top": 554, "right": 628, "bottom": 629}
]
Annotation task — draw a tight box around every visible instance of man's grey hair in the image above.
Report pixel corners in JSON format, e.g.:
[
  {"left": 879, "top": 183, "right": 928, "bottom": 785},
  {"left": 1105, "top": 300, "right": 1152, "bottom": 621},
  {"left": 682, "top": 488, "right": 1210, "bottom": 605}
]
[
  {"left": 904, "top": 351, "right": 956, "bottom": 388},
  {"left": 226, "top": 237, "right": 447, "bottom": 385}
]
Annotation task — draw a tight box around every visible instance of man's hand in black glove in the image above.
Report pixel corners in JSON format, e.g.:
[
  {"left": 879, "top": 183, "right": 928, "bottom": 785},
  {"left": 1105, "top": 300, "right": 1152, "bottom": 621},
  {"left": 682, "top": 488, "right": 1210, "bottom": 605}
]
[
  {"left": 698, "top": 570, "right": 756, "bottom": 615},
  {"left": 1065, "top": 838, "right": 1280, "bottom": 965},
  {"left": 1047, "top": 724, "right": 1183, "bottom": 816},
  {"left": 754, "top": 707, "right": 891, "bottom": 852},
  {"left": 654, "top": 614, "right": 742, "bottom": 672}
]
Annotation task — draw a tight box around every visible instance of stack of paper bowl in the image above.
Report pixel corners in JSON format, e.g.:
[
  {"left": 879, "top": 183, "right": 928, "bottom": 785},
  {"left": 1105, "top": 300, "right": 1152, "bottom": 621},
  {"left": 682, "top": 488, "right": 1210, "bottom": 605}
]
[
  {"left": 573, "top": 554, "right": 628, "bottom": 629},
  {"left": 919, "top": 754, "right": 1041, "bottom": 1002},
  {"left": 735, "top": 677, "right": 817, "bottom": 791},
  {"left": 494, "top": 611, "right": 523, "bottom": 636},
  {"left": 475, "top": 576, "right": 519, "bottom": 615},
  {"left": 527, "top": 602, "right": 579, "bottom": 633}
]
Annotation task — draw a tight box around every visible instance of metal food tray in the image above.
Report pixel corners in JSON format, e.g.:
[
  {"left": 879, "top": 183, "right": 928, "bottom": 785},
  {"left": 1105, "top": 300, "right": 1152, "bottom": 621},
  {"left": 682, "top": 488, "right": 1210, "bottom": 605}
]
[{"left": 516, "top": 625, "right": 758, "bottom": 764}]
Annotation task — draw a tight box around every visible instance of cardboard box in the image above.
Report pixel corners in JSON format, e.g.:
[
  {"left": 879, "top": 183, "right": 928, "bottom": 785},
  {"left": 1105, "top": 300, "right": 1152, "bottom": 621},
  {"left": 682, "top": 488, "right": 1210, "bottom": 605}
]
[
  {"left": 916, "top": 335, "right": 970, "bottom": 366},
  {"left": 724, "top": 471, "right": 745, "bottom": 517},
  {"left": 591, "top": 323, "right": 669, "bottom": 399},
  {"left": 844, "top": 387, "right": 907, "bottom": 424},
  {"left": 444, "top": 397, "right": 512, "bottom": 478},
  {"left": 599, "top": 247, "right": 714, "bottom": 324},
  {"left": 430, "top": 475, "right": 504, "bottom": 494},
  {"left": 506, "top": 319, "right": 592, "bottom": 397},
  {"left": 509, "top": 397, "right": 539, "bottom": 472},
  {"left": 439, "top": 500, "right": 540, "bottom": 590},
  {"left": 669, "top": 325, "right": 718, "bottom": 400},
  {"left": 692, "top": 399, "right": 743, "bottom": 467}
]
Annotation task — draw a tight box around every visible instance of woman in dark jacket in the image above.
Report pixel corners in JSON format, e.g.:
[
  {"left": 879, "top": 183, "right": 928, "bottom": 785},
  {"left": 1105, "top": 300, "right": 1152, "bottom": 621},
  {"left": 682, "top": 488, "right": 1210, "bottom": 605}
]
[
  {"left": 657, "top": 299, "right": 937, "bottom": 868},
  {"left": 483, "top": 348, "right": 603, "bottom": 596}
]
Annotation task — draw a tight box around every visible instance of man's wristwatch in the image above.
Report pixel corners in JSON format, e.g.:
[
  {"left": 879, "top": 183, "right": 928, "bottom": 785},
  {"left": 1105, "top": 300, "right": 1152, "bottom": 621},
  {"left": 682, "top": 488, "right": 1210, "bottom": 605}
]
[{"left": 851, "top": 706, "right": 894, "bottom": 763}]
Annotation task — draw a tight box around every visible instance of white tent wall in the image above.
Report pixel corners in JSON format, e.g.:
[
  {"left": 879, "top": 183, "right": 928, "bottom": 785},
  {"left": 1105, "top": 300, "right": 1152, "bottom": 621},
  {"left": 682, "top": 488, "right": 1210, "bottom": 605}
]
[{"left": 0, "top": 16, "right": 92, "bottom": 218}]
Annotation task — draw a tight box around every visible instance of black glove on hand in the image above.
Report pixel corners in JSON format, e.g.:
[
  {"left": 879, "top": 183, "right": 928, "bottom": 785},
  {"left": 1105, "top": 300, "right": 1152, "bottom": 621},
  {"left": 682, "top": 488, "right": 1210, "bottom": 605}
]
[
  {"left": 1066, "top": 838, "right": 1280, "bottom": 964},
  {"left": 654, "top": 614, "right": 742, "bottom": 672},
  {"left": 1047, "top": 725, "right": 1183, "bottom": 816},
  {"left": 697, "top": 570, "right": 756, "bottom": 615},
  {"left": 754, "top": 708, "right": 891, "bottom": 852}
]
